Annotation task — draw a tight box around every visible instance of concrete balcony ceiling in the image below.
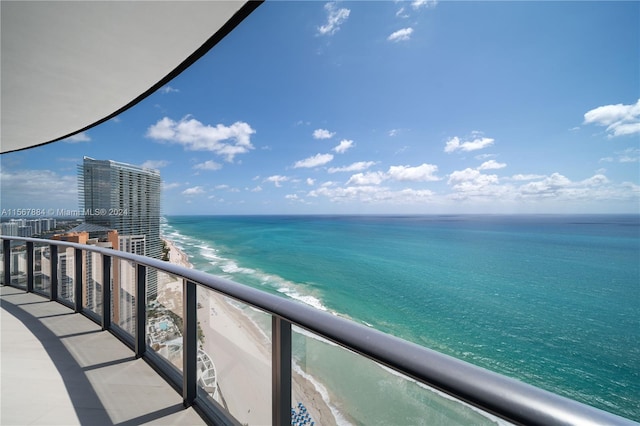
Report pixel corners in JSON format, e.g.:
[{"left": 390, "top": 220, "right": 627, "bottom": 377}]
[{"left": 0, "top": 0, "right": 259, "bottom": 154}]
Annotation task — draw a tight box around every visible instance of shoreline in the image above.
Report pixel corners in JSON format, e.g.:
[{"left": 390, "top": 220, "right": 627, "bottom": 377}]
[{"left": 160, "top": 237, "right": 338, "bottom": 425}]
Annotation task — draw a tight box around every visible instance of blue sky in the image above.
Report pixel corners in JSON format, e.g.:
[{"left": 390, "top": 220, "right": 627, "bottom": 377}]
[{"left": 2, "top": 1, "right": 639, "bottom": 215}]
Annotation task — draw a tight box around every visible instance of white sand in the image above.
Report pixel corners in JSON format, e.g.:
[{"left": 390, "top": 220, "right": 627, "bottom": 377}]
[{"left": 161, "top": 238, "right": 337, "bottom": 426}]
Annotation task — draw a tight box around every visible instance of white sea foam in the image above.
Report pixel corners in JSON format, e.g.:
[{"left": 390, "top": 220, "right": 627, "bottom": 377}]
[
  {"left": 221, "top": 261, "right": 256, "bottom": 275},
  {"left": 276, "top": 287, "right": 328, "bottom": 311},
  {"left": 164, "top": 220, "right": 333, "bottom": 316},
  {"left": 293, "top": 362, "right": 353, "bottom": 426},
  {"left": 200, "top": 250, "right": 221, "bottom": 261},
  {"left": 224, "top": 299, "right": 271, "bottom": 342},
  {"left": 292, "top": 325, "right": 340, "bottom": 348},
  {"left": 371, "top": 360, "right": 507, "bottom": 425}
]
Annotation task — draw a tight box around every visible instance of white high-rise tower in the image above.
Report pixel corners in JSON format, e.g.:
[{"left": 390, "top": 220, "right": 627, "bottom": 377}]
[{"left": 79, "top": 157, "right": 161, "bottom": 298}]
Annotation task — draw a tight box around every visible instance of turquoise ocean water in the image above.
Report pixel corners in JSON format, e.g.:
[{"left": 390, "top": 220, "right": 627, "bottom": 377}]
[{"left": 162, "top": 215, "right": 639, "bottom": 423}]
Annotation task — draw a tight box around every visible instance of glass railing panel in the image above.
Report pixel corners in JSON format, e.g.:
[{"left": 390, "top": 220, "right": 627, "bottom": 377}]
[
  {"left": 34, "top": 242, "right": 51, "bottom": 296},
  {"left": 83, "top": 251, "right": 104, "bottom": 317},
  {"left": 0, "top": 239, "right": 4, "bottom": 285},
  {"left": 10, "top": 243, "right": 28, "bottom": 288},
  {"left": 196, "top": 286, "right": 272, "bottom": 425},
  {"left": 57, "top": 246, "right": 75, "bottom": 304},
  {"left": 292, "top": 327, "right": 508, "bottom": 426},
  {"left": 148, "top": 269, "right": 183, "bottom": 374},
  {"left": 113, "top": 258, "right": 136, "bottom": 336}
]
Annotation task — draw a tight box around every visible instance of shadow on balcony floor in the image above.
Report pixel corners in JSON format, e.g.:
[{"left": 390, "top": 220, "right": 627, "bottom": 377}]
[{"left": 0, "top": 286, "right": 205, "bottom": 425}]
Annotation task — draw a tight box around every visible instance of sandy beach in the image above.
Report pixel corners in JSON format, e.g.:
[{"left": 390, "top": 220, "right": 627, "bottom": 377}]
[{"left": 160, "top": 238, "right": 338, "bottom": 426}]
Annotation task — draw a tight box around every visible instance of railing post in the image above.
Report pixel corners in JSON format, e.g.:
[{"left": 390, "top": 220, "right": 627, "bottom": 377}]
[
  {"left": 135, "top": 264, "right": 146, "bottom": 358},
  {"left": 74, "top": 248, "right": 83, "bottom": 313},
  {"left": 183, "top": 279, "right": 197, "bottom": 407},
  {"left": 3, "top": 239, "right": 11, "bottom": 286},
  {"left": 102, "top": 255, "right": 111, "bottom": 331},
  {"left": 272, "top": 316, "right": 292, "bottom": 426},
  {"left": 26, "top": 241, "right": 34, "bottom": 292},
  {"left": 50, "top": 244, "right": 58, "bottom": 301}
]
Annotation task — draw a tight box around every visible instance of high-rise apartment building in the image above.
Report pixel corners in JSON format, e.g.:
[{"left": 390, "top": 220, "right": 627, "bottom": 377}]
[{"left": 78, "top": 157, "right": 161, "bottom": 299}]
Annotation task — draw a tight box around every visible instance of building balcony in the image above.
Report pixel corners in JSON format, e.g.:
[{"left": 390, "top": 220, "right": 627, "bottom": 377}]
[
  {"left": 1, "top": 285, "right": 205, "bottom": 425},
  {"left": 1, "top": 235, "right": 636, "bottom": 426}
]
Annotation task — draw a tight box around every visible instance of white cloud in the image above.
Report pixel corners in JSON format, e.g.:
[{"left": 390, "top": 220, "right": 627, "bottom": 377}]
[
  {"left": 412, "top": 0, "right": 437, "bottom": 9},
  {"left": 583, "top": 99, "right": 640, "bottom": 137},
  {"left": 387, "top": 164, "right": 440, "bottom": 182},
  {"left": 293, "top": 153, "right": 334, "bottom": 168},
  {"left": 347, "top": 171, "right": 386, "bottom": 186},
  {"left": 445, "top": 168, "right": 506, "bottom": 201},
  {"left": 146, "top": 116, "right": 255, "bottom": 162},
  {"left": 308, "top": 168, "right": 638, "bottom": 208},
  {"left": 346, "top": 163, "right": 439, "bottom": 185},
  {"left": 159, "top": 85, "right": 179, "bottom": 94},
  {"left": 388, "top": 129, "right": 400, "bottom": 137},
  {"left": 448, "top": 168, "right": 498, "bottom": 185},
  {"left": 308, "top": 185, "right": 433, "bottom": 204},
  {"left": 0, "top": 169, "right": 77, "bottom": 209},
  {"left": 140, "top": 160, "right": 169, "bottom": 170},
  {"left": 333, "top": 139, "right": 354, "bottom": 154},
  {"left": 313, "top": 128, "right": 335, "bottom": 139},
  {"left": 63, "top": 132, "right": 91, "bottom": 143},
  {"left": 518, "top": 173, "right": 572, "bottom": 196},
  {"left": 602, "top": 147, "right": 640, "bottom": 163},
  {"left": 306, "top": 178, "right": 316, "bottom": 186},
  {"left": 265, "top": 175, "right": 290, "bottom": 187},
  {"left": 162, "top": 182, "right": 181, "bottom": 190},
  {"left": 616, "top": 148, "right": 640, "bottom": 163},
  {"left": 446, "top": 160, "right": 505, "bottom": 194},
  {"left": 512, "top": 173, "right": 634, "bottom": 204},
  {"left": 251, "top": 186, "right": 263, "bottom": 192},
  {"left": 619, "top": 148, "right": 640, "bottom": 163},
  {"left": 182, "top": 186, "right": 205, "bottom": 195},
  {"left": 318, "top": 2, "right": 350, "bottom": 36},
  {"left": 395, "top": 146, "right": 409, "bottom": 155},
  {"left": 444, "top": 136, "right": 495, "bottom": 153},
  {"left": 193, "top": 160, "right": 222, "bottom": 171},
  {"left": 475, "top": 153, "right": 497, "bottom": 160},
  {"left": 511, "top": 174, "right": 546, "bottom": 181},
  {"left": 328, "top": 161, "right": 377, "bottom": 173},
  {"left": 388, "top": 27, "right": 413, "bottom": 42},
  {"left": 478, "top": 160, "right": 506, "bottom": 170},
  {"left": 581, "top": 174, "right": 609, "bottom": 186},
  {"left": 395, "top": 7, "right": 409, "bottom": 18}
]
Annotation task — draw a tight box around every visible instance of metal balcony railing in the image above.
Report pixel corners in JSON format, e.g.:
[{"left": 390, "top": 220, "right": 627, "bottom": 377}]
[{"left": 1, "top": 235, "right": 636, "bottom": 426}]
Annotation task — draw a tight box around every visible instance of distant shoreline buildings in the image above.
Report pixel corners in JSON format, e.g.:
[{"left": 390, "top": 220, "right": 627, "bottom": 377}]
[{"left": 1, "top": 218, "right": 57, "bottom": 237}]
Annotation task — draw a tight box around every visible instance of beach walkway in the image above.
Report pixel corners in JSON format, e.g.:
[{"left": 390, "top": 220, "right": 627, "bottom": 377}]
[{"left": 0, "top": 286, "right": 205, "bottom": 426}]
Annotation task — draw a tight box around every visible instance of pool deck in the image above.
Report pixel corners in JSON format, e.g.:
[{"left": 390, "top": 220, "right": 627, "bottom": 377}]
[{"left": 0, "top": 285, "right": 206, "bottom": 425}]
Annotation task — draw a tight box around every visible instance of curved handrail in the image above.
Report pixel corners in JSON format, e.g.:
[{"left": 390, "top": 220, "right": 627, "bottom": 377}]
[{"left": 1, "top": 235, "right": 636, "bottom": 426}]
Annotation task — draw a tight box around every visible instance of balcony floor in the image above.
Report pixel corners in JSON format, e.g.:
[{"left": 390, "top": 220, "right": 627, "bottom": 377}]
[{"left": 0, "top": 285, "right": 206, "bottom": 425}]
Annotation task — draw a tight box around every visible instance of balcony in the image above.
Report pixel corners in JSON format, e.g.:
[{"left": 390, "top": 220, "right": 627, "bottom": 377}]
[
  {"left": 1, "top": 286, "right": 205, "bottom": 425},
  {"left": 1, "top": 235, "right": 636, "bottom": 426}
]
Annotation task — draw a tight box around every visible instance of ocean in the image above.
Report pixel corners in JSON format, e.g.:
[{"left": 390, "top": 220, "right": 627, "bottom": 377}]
[{"left": 162, "top": 214, "right": 640, "bottom": 423}]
